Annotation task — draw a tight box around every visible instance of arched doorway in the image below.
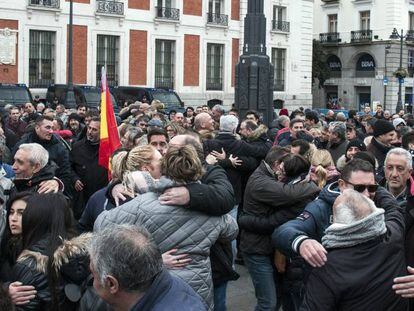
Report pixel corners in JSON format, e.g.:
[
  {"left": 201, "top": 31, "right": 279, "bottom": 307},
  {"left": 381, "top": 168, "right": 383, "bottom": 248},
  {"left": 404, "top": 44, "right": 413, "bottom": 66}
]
[
  {"left": 355, "top": 53, "right": 376, "bottom": 78},
  {"left": 273, "top": 99, "right": 284, "bottom": 109},
  {"left": 207, "top": 99, "right": 222, "bottom": 109},
  {"left": 327, "top": 55, "right": 342, "bottom": 78}
]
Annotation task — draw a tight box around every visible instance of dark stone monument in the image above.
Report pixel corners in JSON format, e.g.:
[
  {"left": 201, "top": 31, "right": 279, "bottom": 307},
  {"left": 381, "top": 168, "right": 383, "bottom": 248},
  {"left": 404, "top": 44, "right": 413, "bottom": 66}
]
[{"left": 235, "top": 0, "right": 274, "bottom": 126}]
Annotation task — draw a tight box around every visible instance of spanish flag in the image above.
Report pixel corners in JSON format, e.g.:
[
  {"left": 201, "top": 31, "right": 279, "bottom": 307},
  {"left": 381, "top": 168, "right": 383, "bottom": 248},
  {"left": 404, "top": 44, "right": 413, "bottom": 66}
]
[{"left": 98, "top": 67, "right": 120, "bottom": 171}]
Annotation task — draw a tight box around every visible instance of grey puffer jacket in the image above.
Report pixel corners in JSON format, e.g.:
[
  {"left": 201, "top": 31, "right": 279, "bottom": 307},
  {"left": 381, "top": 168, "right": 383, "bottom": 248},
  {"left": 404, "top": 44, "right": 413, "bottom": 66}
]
[{"left": 94, "top": 188, "right": 238, "bottom": 311}]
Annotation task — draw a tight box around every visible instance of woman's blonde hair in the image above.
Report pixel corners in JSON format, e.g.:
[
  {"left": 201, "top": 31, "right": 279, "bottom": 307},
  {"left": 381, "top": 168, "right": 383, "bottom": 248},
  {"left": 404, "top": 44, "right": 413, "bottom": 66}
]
[
  {"left": 111, "top": 145, "right": 155, "bottom": 181},
  {"left": 311, "top": 149, "right": 335, "bottom": 189},
  {"left": 165, "top": 122, "right": 186, "bottom": 137},
  {"left": 161, "top": 145, "right": 204, "bottom": 183}
]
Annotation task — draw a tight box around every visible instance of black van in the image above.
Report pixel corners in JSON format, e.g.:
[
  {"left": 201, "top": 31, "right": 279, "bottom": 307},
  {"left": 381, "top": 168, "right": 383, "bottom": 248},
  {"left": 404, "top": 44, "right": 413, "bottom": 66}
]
[
  {"left": 46, "top": 84, "right": 118, "bottom": 112},
  {"left": 110, "top": 87, "right": 184, "bottom": 113},
  {"left": 0, "top": 83, "right": 33, "bottom": 107}
]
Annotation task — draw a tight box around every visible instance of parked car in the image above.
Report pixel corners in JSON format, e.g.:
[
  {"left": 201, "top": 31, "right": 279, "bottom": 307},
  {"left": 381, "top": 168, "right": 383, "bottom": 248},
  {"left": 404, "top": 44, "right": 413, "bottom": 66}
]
[
  {"left": 0, "top": 83, "right": 33, "bottom": 107},
  {"left": 110, "top": 87, "right": 185, "bottom": 113},
  {"left": 46, "top": 84, "right": 118, "bottom": 112}
]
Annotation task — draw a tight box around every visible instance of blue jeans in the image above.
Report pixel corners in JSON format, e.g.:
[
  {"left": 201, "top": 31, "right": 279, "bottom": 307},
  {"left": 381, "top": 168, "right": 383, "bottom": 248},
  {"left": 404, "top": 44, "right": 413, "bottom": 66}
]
[
  {"left": 214, "top": 282, "right": 228, "bottom": 311},
  {"left": 243, "top": 253, "right": 277, "bottom": 311}
]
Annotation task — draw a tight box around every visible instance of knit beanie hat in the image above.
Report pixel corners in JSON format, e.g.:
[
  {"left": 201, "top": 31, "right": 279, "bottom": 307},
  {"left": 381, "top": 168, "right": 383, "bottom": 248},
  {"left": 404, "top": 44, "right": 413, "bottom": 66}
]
[
  {"left": 373, "top": 119, "right": 395, "bottom": 137},
  {"left": 346, "top": 139, "right": 366, "bottom": 154},
  {"left": 279, "top": 108, "right": 289, "bottom": 116}
]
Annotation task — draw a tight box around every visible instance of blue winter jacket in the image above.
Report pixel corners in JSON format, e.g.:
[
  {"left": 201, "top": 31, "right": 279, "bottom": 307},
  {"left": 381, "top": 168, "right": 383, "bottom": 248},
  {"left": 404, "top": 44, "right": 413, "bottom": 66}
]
[
  {"left": 130, "top": 269, "right": 207, "bottom": 311},
  {"left": 273, "top": 181, "right": 399, "bottom": 257}
]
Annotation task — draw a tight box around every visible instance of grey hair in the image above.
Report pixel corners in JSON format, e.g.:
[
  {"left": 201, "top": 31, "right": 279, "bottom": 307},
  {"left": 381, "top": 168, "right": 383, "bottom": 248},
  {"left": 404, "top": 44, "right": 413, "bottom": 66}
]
[
  {"left": 220, "top": 115, "right": 239, "bottom": 133},
  {"left": 335, "top": 190, "right": 377, "bottom": 224},
  {"left": 385, "top": 147, "right": 413, "bottom": 170},
  {"left": 329, "top": 121, "right": 346, "bottom": 141},
  {"left": 18, "top": 143, "right": 49, "bottom": 168},
  {"left": 212, "top": 104, "right": 225, "bottom": 115},
  {"left": 89, "top": 224, "right": 163, "bottom": 292},
  {"left": 278, "top": 115, "right": 290, "bottom": 127},
  {"left": 194, "top": 113, "right": 209, "bottom": 131},
  {"left": 336, "top": 112, "right": 346, "bottom": 122}
]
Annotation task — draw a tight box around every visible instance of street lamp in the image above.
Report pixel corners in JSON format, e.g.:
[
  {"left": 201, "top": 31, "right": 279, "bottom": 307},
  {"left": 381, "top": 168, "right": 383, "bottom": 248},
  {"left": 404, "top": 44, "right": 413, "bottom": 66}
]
[
  {"left": 389, "top": 28, "right": 414, "bottom": 113},
  {"left": 65, "top": 0, "right": 76, "bottom": 108}
]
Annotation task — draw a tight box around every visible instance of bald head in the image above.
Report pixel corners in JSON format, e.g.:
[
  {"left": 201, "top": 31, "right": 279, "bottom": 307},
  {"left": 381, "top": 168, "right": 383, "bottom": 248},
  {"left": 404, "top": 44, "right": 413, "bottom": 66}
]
[
  {"left": 333, "top": 189, "right": 376, "bottom": 224},
  {"left": 194, "top": 113, "right": 214, "bottom": 132}
]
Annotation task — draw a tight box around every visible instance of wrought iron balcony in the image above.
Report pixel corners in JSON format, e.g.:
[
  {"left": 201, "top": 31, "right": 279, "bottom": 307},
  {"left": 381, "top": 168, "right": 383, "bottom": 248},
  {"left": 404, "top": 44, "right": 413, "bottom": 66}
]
[
  {"left": 207, "top": 13, "right": 229, "bottom": 27},
  {"left": 206, "top": 81, "right": 223, "bottom": 91},
  {"left": 272, "top": 20, "right": 290, "bottom": 33},
  {"left": 28, "top": 0, "right": 60, "bottom": 9},
  {"left": 155, "top": 78, "right": 174, "bottom": 90},
  {"left": 156, "top": 7, "right": 180, "bottom": 21},
  {"left": 319, "top": 32, "right": 341, "bottom": 43},
  {"left": 351, "top": 30, "right": 373, "bottom": 43},
  {"left": 96, "top": 0, "right": 124, "bottom": 15}
]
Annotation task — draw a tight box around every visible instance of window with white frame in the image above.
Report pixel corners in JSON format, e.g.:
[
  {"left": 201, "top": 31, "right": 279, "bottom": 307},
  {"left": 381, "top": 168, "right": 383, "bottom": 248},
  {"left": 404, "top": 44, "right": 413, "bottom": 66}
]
[
  {"left": 272, "top": 6, "right": 288, "bottom": 31},
  {"left": 409, "top": 50, "right": 414, "bottom": 77},
  {"left": 155, "top": 39, "right": 175, "bottom": 89},
  {"left": 272, "top": 48, "right": 286, "bottom": 92},
  {"left": 157, "top": 0, "right": 172, "bottom": 8},
  {"left": 360, "top": 11, "right": 370, "bottom": 30},
  {"left": 96, "top": 35, "right": 119, "bottom": 86},
  {"left": 328, "top": 14, "right": 338, "bottom": 33},
  {"left": 410, "top": 12, "right": 414, "bottom": 31},
  {"left": 206, "top": 43, "right": 224, "bottom": 91},
  {"left": 208, "top": 0, "right": 223, "bottom": 15},
  {"left": 29, "top": 30, "right": 55, "bottom": 88}
]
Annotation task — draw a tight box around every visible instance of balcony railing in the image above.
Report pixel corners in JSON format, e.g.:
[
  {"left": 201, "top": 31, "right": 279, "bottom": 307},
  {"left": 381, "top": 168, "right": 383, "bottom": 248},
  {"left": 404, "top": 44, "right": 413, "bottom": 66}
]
[
  {"left": 96, "top": 0, "right": 124, "bottom": 15},
  {"left": 207, "top": 13, "right": 229, "bottom": 26},
  {"left": 155, "top": 78, "right": 174, "bottom": 89},
  {"left": 206, "top": 81, "right": 223, "bottom": 91},
  {"left": 272, "top": 20, "right": 290, "bottom": 33},
  {"left": 351, "top": 30, "right": 373, "bottom": 43},
  {"left": 156, "top": 7, "right": 180, "bottom": 21},
  {"left": 319, "top": 32, "right": 341, "bottom": 43},
  {"left": 28, "top": 0, "right": 60, "bottom": 9}
]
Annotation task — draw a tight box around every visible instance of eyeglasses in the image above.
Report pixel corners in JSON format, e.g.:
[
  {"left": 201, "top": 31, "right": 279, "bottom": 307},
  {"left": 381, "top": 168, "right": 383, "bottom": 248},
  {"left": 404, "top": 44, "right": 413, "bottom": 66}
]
[{"left": 343, "top": 180, "right": 379, "bottom": 193}]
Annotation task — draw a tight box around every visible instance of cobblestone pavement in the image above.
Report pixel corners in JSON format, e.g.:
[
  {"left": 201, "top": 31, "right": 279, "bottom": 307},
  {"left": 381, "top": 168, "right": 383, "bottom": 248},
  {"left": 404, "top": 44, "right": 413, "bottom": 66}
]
[{"left": 227, "top": 264, "right": 256, "bottom": 311}]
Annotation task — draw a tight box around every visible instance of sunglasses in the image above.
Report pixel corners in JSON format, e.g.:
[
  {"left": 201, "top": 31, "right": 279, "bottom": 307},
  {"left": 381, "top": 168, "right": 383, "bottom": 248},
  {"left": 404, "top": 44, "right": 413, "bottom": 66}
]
[{"left": 343, "top": 180, "right": 379, "bottom": 193}]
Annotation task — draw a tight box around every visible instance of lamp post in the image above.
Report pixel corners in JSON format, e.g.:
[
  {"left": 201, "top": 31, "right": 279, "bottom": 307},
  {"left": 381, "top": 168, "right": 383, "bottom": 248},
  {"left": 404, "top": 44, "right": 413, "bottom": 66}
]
[
  {"left": 65, "top": 0, "right": 76, "bottom": 108},
  {"left": 389, "top": 28, "right": 413, "bottom": 113}
]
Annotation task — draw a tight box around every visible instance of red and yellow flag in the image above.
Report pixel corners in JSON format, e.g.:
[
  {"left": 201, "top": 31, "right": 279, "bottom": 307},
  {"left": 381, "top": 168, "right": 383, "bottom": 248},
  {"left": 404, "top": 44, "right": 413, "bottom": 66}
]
[{"left": 98, "top": 67, "right": 120, "bottom": 171}]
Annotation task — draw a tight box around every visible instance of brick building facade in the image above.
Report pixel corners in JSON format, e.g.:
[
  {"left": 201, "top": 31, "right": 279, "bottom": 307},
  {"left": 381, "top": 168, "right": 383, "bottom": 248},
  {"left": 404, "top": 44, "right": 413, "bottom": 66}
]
[{"left": 0, "top": 0, "right": 314, "bottom": 109}]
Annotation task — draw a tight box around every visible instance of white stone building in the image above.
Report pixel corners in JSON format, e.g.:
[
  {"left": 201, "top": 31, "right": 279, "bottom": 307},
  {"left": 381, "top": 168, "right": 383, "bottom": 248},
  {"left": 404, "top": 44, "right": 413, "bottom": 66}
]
[
  {"left": 313, "top": 0, "right": 414, "bottom": 112},
  {"left": 0, "top": 0, "right": 314, "bottom": 110}
]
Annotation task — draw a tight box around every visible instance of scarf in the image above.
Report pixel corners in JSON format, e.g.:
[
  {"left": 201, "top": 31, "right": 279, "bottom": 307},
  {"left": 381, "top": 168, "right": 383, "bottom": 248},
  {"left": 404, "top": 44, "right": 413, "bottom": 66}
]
[{"left": 322, "top": 208, "right": 387, "bottom": 249}]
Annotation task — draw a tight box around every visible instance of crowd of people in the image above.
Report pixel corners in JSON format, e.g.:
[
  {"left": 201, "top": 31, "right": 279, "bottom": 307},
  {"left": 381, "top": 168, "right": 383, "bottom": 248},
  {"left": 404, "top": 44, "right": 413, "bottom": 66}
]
[{"left": 0, "top": 99, "right": 414, "bottom": 311}]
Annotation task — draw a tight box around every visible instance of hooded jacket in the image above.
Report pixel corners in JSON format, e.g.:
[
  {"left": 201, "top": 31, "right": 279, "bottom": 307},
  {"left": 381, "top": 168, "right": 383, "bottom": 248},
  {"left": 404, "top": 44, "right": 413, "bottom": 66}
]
[
  {"left": 11, "top": 233, "right": 92, "bottom": 311},
  {"left": 94, "top": 181, "right": 239, "bottom": 311}
]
